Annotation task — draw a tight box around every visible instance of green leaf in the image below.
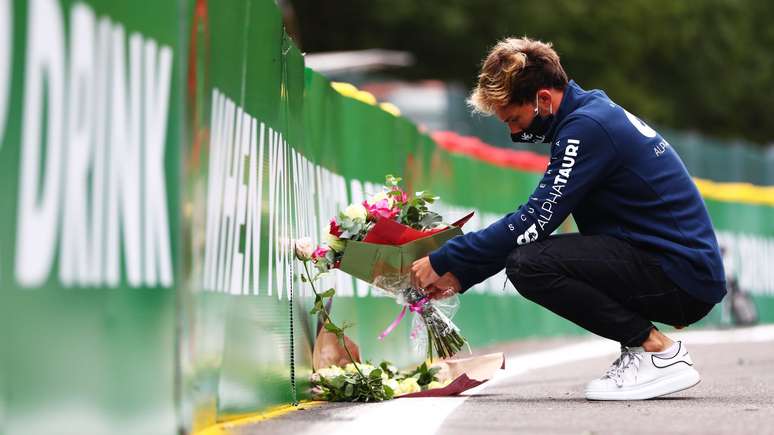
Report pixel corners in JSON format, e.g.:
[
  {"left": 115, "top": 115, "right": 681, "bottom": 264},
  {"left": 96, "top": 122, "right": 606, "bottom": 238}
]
[
  {"left": 309, "top": 306, "right": 319, "bottom": 315},
  {"left": 344, "top": 383, "right": 354, "bottom": 397},
  {"left": 324, "top": 322, "right": 341, "bottom": 335},
  {"left": 314, "top": 261, "right": 329, "bottom": 274},
  {"left": 369, "top": 368, "right": 383, "bottom": 380},
  {"left": 379, "top": 361, "right": 397, "bottom": 378},
  {"left": 320, "top": 288, "right": 336, "bottom": 298},
  {"left": 418, "top": 211, "right": 442, "bottom": 229},
  {"left": 385, "top": 175, "right": 402, "bottom": 186},
  {"left": 333, "top": 376, "right": 348, "bottom": 389}
]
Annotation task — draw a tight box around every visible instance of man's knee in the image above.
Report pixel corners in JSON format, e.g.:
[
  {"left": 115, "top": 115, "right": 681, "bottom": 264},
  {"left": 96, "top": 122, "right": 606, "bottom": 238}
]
[{"left": 505, "top": 242, "right": 546, "bottom": 299}]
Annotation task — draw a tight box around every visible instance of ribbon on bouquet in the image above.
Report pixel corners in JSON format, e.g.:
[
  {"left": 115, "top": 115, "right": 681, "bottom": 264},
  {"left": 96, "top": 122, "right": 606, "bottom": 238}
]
[{"left": 378, "top": 297, "right": 429, "bottom": 340}]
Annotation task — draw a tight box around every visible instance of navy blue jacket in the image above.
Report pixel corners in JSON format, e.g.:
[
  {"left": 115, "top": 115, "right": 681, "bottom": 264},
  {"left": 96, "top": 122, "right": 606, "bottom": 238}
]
[{"left": 429, "top": 81, "right": 726, "bottom": 304}]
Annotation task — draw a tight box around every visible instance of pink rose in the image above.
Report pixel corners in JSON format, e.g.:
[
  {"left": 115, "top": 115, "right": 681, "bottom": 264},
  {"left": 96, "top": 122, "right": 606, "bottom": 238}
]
[
  {"left": 363, "top": 199, "right": 399, "bottom": 220},
  {"left": 312, "top": 246, "right": 330, "bottom": 262}
]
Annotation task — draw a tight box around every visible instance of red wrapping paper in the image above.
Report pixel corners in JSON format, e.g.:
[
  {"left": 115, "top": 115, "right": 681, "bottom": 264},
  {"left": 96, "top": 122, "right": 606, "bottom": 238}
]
[{"left": 363, "top": 211, "right": 475, "bottom": 246}]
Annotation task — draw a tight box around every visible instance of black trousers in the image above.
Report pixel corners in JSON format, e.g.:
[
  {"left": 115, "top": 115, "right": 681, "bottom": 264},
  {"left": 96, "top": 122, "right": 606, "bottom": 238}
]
[{"left": 506, "top": 233, "right": 715, "bottom": 347}]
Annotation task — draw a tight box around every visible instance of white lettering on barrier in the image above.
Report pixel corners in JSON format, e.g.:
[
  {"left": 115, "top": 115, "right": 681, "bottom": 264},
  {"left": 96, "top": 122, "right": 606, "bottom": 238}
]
[
  {"left": 15, "top": 1, "right": 174, "bottom": 288},
  {"left": 204, "top": 92, "right": 261, "bottom": 295},
  {"left": 105, "top": 27, "right": 142, "bottom": 286},
  {"left": 281, "top": 133, "right": 292, "bottom": 300},
  {"left": 203, "top": 90, "right": 224, "bottom": 291},
  {"left": 239, "top": 117, "right": 261, "bottom": 294},
  {"left": 267, "top": 128, "right": 283, "bottom": 297},
  {"left": 60, "top": 3, "right": 94, "bottom": 286},
  {"left": 16, "top": 0, "right": 66, "bottom": 286},
  {"left": 202, "top": 98, "right": 373, "bottom": 298},
  {"left": 266, "top": 128, "right": 276, "bottom": 296},
  {"left": 245, "top": 119, "right": 265, "bottom": 294},
  {"left": 220, "top": 103, "right": 238, "bottom": 293},
  {"left": 143, "top": 39, "right": 174, "bottom": 287},
  {"left": 87, "top": 17, "right": 112, "bottom": 285}
]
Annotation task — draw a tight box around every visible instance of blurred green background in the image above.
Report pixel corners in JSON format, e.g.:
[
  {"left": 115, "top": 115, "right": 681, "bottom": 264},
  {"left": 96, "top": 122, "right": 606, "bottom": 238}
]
[{"left": 286, "top": 0, "right": 774, "bottom": 146}]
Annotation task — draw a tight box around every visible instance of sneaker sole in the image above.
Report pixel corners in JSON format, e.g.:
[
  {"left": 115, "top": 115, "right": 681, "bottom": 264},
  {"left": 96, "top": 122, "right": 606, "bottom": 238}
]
[{"left": 585, "top": 367, "right": 701, "bottom": 401}]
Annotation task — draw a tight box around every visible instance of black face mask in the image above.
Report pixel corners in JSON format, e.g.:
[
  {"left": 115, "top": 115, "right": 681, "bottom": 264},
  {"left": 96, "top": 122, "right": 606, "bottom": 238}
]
[{"left": 511, "top": 97, "right": 554, "bottom": 143}]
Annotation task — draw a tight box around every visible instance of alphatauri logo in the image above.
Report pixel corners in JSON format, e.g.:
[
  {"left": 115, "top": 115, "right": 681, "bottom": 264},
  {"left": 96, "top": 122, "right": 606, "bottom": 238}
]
[{"left": 517, "top": 224, "right": 539, "bottom": 246}]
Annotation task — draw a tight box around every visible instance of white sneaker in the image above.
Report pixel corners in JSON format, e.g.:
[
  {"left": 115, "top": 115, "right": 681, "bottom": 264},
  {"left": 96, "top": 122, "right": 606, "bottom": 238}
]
[{"left": 585, "top": 341, "right": 701, "bottom": 400}]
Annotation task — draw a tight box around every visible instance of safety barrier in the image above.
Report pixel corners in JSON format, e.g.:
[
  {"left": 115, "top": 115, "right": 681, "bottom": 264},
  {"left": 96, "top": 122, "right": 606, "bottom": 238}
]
[{"left": 1, "top": 0, "right": 772, "bottom": 433}]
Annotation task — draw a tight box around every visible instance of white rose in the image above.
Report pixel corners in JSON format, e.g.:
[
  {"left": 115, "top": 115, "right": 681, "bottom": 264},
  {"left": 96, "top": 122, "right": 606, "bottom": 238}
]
[
  {"left": 384, "top": 378, "right": 400, "bottom": 394},
  {"left": 342, "top": 203, "right": 367, "bottom": 222},
  {"left": 318, "top": 365, "right": 345, "bottom": 378},
  {"left": 294, "top": 237, "right": 315, "bottom": 261},
  {"left": 397, "top": 377, "right": 420, "bottom": 395},
  {"left": 345, "top": 363, "right": 374, "bottom": 376}
]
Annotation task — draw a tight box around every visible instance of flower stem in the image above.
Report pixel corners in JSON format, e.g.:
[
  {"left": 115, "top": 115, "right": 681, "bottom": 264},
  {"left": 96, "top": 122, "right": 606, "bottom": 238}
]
[
  {"left": 423, "top": 315, "right": 434, "bottom": 361},
  {"left": 303, "top": 261, "right": 367, "bottom": 382}
]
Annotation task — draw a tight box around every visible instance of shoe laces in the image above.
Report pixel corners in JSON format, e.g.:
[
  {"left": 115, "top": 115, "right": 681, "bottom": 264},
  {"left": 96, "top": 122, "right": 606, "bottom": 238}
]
[{"left": 605, "top": 346, "right": 644, "bottom": 387}]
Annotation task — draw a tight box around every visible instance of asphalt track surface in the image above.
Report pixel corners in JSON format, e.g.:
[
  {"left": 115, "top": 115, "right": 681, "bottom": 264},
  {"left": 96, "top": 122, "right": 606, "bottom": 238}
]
[{"left": 233, "top": 325, "right": 774, "bottom": 435}]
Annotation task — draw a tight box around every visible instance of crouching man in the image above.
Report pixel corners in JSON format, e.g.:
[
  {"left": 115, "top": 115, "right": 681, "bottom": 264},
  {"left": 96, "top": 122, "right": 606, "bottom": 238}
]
[{"left": 410, "top": 37, "right": 725, "bottom": 400}]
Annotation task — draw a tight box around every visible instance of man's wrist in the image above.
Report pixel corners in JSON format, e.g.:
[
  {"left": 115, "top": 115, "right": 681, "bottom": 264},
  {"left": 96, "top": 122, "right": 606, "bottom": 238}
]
[{"left": 428, "top": 250, "right": 452, "bottom": 277}]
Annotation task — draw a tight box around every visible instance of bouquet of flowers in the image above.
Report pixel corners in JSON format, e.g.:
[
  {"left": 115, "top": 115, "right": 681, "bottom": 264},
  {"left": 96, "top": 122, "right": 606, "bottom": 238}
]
[
  {"left": 310, "top": 360, "right": 450, "bottom": 401},
  {"left": 305, "top": 175, "right": 472, "bottom": 360}
]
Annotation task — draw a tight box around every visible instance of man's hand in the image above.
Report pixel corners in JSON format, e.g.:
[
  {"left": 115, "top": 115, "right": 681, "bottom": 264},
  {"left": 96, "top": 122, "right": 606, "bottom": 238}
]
[
  {"left": 425, "top": 272, "right": 461, "bottom": 300},
  {"left": 410, "top": 256, "right": 440, "bottom": 289},
  {"left": 410, "top": 257, "right": 462, "bottom": 300}
]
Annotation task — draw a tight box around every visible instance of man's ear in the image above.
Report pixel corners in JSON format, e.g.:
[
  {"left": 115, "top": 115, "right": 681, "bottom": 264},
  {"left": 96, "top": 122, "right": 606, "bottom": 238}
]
[{"left": 537, "top": 89, "right": 553, "bottom": 112}]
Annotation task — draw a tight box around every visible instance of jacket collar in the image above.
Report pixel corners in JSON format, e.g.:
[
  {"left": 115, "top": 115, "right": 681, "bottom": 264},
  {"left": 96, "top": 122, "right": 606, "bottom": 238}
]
[{"left": 546, "top": 80, "right": 585, "bottom": 143}]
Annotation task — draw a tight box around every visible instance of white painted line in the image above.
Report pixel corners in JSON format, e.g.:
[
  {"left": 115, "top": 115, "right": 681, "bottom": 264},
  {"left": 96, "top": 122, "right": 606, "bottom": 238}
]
[{"left": 317, "top": 324, "right": 774, "bottom": 435}]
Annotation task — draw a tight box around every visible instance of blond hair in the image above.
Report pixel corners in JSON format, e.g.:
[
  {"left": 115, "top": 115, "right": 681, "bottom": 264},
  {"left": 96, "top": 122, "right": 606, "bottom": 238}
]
[{"left": 469, "top": 37, "right": 568, "bottom": 115}]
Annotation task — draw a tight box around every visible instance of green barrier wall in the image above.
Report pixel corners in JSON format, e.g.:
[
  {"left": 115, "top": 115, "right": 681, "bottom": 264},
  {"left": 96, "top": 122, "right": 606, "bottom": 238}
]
[
  {"left": 1, "top": 1, "right": 773, "bottom": 434},
  {"left": 1, "top": 0, "right": 182, "bottom": 433}
]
